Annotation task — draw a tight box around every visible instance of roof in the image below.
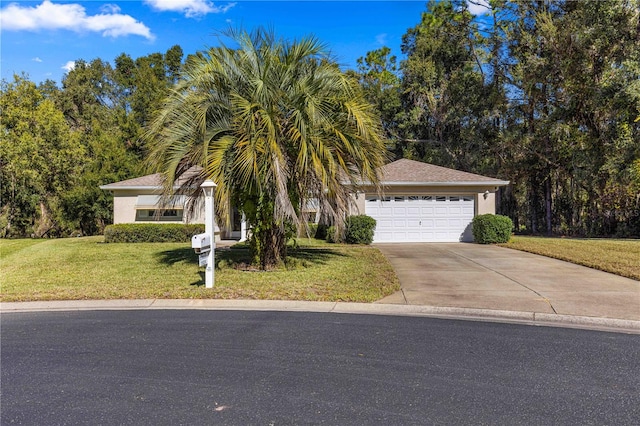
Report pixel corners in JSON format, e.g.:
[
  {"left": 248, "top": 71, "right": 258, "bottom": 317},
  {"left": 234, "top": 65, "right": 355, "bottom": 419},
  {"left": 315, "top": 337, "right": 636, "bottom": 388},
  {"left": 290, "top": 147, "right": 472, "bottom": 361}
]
[
  {"left": 101, "top": 160, "right": 509, "bottom": 190},
  {"left": 376, "top": 158, "right": 509, "bottom": 187},
  {"left": 100, "top": 167, "right": 202, "bottom": 191}
]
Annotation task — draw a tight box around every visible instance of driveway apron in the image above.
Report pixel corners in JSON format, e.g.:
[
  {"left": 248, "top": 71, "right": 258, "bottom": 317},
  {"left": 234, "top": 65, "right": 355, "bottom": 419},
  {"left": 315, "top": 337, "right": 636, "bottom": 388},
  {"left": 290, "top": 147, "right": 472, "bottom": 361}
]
[{"left": 375, "top": 243, "right": 640, "bottom": 321}]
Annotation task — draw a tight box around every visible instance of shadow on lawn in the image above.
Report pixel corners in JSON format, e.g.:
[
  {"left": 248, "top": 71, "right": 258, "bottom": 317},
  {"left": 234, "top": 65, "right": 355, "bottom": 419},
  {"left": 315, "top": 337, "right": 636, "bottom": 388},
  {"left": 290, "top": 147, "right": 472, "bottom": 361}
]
[
  {"left": 157, "top": 246, "right": 348, "bottom": 287},
  {"left": 156, "top": 246, "right": 347, "bottom": 268}
]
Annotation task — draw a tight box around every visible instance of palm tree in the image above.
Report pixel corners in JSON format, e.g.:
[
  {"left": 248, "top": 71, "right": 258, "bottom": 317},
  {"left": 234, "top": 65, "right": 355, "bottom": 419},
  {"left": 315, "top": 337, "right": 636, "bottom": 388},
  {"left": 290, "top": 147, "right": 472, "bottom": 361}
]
[{"left": 145, "top": 28, "right": 387, "bottom": 269}]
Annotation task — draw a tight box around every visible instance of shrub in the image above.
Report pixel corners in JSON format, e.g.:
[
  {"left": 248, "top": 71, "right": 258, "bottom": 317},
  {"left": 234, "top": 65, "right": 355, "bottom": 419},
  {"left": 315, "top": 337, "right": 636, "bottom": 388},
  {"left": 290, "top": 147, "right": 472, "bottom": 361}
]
[
  {"left": 104, "top": 223, "right": 205, "bottom": 243},
  {"left": 472, "top": 214, "right": 513, "bottom": 244},
  {"left": 325, "top": 225, "right": 341, "bottom": 243},
  {"left": 315, "top": 223, "right": 329, "bottom": 240},
  {"left": 344, "top": 215, "right": 377, "bottom": 245}
]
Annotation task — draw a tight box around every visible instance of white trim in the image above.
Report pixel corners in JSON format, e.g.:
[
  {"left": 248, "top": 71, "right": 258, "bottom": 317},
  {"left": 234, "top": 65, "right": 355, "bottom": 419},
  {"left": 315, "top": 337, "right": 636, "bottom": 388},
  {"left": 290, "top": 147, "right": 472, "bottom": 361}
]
[
  {"left": 134, "top": 195, "right": 187, "bottom": 209},
  {"left": 379, "top": 181, "right": 510, "bottom": 187}
]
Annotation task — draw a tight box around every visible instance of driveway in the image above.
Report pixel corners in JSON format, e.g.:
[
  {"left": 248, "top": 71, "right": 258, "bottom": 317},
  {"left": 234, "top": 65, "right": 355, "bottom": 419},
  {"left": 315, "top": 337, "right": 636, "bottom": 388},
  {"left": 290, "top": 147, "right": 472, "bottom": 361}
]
[{"left": 376, "top": 243, "right": 640, "bottom": 321}]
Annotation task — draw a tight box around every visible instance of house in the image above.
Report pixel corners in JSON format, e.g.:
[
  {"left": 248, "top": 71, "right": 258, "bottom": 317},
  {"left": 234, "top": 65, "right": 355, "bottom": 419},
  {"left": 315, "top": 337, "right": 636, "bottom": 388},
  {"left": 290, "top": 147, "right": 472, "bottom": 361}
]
[
  {"left": 99, "top": 168, "right": 241, "bottom": 241},
  {"left": 349, "top": 159, "right": 509, "bottom": 242},
  {"left": 100, "top": 159, "right": 509, "bottom": 243}
]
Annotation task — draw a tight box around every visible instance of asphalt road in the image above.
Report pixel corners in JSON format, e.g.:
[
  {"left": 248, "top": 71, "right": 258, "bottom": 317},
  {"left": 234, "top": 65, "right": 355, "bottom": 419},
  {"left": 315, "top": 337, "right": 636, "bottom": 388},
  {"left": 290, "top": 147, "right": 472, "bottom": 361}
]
[{"left": 2, "top": 310, "right": 639, "bottom": 425}]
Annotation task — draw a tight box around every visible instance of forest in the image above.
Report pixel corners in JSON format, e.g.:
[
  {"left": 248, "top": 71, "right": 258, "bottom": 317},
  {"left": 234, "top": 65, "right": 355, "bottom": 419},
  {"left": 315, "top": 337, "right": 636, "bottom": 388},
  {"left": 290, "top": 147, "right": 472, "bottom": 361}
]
[{"left": 1, "top": 0, "right": 639, "bottom": 239}]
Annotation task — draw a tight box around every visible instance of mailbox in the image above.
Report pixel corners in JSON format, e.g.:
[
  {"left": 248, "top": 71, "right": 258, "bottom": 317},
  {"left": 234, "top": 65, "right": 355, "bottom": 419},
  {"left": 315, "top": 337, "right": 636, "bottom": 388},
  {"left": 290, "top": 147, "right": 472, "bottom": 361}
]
[{"left": 191, "top": 233, "right": 211, "bottom": 254}]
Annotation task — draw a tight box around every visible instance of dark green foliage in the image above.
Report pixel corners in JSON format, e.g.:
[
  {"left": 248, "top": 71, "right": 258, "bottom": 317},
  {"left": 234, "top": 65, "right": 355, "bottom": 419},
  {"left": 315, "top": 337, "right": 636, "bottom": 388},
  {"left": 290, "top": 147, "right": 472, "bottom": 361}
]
[
  {"left": 104, "top": 224, "right": 204, "bottom": 243},
  {"left": 344, "top": 215, "right": 377, "bottom": 245},
  {"left": 1, "top": 46, "right": 185, "bottom": 238},
  {"left": 472, "top": 215, "right": 513, "bottom": 244},
  {"left": 315, "top": 223, "right": 329, "bottom": 240}
]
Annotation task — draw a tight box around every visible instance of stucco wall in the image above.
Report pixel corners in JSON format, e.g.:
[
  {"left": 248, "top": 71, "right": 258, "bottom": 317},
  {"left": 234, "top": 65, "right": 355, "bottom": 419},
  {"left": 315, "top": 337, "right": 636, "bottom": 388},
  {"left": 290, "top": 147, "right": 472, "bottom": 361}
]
[
  {"left": 112, "top": 193, "right": 139, "bottom": 224},
  {"left": 476, "top": 191, "right": 496, "bottom": 215},
  {"left": 110, "top": 189, "right": 205, "bottom": 225},
  {"left": 352, "top": 185, "right": 499, "bottom": 217}
]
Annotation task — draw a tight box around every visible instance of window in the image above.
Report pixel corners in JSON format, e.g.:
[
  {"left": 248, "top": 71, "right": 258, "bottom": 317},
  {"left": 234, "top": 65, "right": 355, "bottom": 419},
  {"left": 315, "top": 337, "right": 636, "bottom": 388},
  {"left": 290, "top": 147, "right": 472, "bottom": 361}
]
[
  {"left": 422, "top": 196, "right": 433, "bottom": 201},
  {"left": 408, "top": 196, "right": 420, "bottom": 201},
  {"left": 436, "top": 196, "right": 446, "bottom": 202},
  {"left": 135, "top": 209, "right": 183, "bottom": 222},
  {"left": 463, "top": 196, "right": 473, "bottom": 202},
  {"left": 394, "top": 196, "right": 405, "bottom": 202},
  {"left": 449, "top": 196, "right": 460, "bottom": 202},
  {"left": 381, "top": 197, "right": 391, "bottom": 202}
]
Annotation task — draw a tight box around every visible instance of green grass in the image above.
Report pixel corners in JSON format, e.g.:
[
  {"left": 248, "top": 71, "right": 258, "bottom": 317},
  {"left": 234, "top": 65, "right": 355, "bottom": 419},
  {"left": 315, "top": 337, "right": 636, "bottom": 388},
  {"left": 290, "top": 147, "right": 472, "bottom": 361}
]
[
  {"left": 0, "top": 237, "right": 400, "bottom": 302},
  {"left": 501, "top": 236, "right": 640, "bottom": 280}
]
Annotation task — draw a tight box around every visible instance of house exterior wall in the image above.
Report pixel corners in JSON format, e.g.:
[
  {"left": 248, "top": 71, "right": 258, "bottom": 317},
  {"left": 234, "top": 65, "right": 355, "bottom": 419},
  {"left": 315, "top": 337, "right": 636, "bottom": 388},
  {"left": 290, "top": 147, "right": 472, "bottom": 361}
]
[
  {"left": 111, "top": 189, "right": 205, "bottom": 225},
  {"left": 112, "top": 192, "right": 141, "bottom": 224},
  {"left": 109, "top": 189, "right": 232, "bottom": 240},
  {"left": 352, "top": 185, "right": 499, "bottom": 217},
  {"left": 476, "top": 192, "right": 496, "bottom": 215}
]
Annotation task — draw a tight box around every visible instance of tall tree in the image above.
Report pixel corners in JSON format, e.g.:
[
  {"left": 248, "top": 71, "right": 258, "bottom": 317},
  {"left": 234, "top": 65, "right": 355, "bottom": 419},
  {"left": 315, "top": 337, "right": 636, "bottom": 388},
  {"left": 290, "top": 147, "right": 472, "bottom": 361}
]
[
  {"left": 351, "top": 47, "right": 402, "bottom": 150},
  {"left": 502, "top": 0, "right": 640, "bottom": 235},
  {"left": 146, "top": 28, "right": 387, "bottom": 268},
  {"left": 399, "top": 0, "right": 494, "bottom": 171},
  {"left": 0, "top": 75, "right": 85, "bottom": 237}
]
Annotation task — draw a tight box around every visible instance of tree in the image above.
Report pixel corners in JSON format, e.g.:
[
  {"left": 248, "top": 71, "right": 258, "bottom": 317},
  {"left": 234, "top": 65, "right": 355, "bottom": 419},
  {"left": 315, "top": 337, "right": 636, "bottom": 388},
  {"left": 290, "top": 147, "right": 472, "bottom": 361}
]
[
  {"left": 502, "top": 0, "right": 640, "bottom": 235},
  {"left": 350, "top": 47, "right": 402, "bottom": 149},
  {"left": 0, "top": 75, "right": 85, "bottom": 237},
  {"left": 146, "top": 28, "right": 387, "bottom": 268},
  {"left": 399, "top": 0, "right": 494, "bottom": 171}
]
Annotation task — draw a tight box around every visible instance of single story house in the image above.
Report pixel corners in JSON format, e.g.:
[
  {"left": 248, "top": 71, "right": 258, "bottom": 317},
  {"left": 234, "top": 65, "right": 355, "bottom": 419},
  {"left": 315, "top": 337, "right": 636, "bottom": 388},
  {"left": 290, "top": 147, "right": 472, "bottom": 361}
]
[
  {"left": 352, "top": 159, "right": 509, "bottom": 242},
  {"left": 100, "top": 158, "right": 509, "bottom": 243}
]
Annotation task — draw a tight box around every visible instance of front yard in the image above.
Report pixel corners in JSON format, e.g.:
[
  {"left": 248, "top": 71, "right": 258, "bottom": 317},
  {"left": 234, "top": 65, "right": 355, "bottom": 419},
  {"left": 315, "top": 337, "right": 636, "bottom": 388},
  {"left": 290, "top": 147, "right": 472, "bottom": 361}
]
[
  {"left": 501, "top": 236, "right": 640, "bottom": 281},
  {"left": 0, "top": 237, "right": 400, "bottom": 302}
]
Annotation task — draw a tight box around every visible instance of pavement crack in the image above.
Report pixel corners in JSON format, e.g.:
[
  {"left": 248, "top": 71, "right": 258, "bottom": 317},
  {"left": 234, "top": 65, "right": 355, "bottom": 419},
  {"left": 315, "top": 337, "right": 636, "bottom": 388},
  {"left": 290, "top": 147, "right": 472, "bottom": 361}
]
[
  {"left": 401, "top": 289, "right": 408, "bottom": 304},
  {"left": 447, "top": 248, "right": 558, "bottom": 314}
]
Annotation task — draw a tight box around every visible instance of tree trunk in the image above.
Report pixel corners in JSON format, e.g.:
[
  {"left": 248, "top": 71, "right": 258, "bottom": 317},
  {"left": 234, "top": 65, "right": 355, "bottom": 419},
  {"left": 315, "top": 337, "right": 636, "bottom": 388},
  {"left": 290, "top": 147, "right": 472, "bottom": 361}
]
[
  {"left": 544, "top": 175, "right": 552, "bottom": 236},
  {"left": 259, "top": 224, "right": 287, "bottom": 270}
]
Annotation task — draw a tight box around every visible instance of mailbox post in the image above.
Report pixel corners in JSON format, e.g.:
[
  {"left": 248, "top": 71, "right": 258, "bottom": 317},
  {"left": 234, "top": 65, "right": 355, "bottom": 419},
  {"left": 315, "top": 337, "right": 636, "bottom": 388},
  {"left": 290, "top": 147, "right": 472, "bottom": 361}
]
[{"left": 201, "top": 180, "right": 217, "bottom": 288}]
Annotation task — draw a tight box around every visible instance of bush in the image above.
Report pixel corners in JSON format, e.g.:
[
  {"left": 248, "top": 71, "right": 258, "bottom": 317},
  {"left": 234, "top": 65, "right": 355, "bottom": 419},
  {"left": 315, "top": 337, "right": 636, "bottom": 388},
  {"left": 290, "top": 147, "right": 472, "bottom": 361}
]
[
  {"left": 325, "top": 225, "right": 340, "bottom": 243},
  {"left": 315, "top": 223, "right": 329, "bottom": 240},
  {"left": 344, "top": 215, "right": 377, "bottom": 245},
  {"left": 104, "top": 223, "right": 205, "bottom": 243},
  {"left": 472, "top": 214, "right": 513, "bottom": 244}
]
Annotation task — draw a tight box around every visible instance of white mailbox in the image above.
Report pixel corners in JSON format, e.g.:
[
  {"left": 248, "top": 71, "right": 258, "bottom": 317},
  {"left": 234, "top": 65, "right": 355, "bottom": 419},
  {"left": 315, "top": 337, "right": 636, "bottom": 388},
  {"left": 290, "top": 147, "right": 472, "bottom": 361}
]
[{"left": 191, "top": 233, "right": 211, "bottom": 254}]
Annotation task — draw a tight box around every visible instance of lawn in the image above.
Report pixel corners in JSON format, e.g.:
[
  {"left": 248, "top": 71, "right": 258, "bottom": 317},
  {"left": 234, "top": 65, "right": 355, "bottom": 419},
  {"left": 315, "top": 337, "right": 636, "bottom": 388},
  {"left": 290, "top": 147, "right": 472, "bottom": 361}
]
[
  {"left": 0, "top": 237, "right": 400, "bottom": 302},
  {"left": 501, "top": 236, "right": 640, "bottom": 281}
]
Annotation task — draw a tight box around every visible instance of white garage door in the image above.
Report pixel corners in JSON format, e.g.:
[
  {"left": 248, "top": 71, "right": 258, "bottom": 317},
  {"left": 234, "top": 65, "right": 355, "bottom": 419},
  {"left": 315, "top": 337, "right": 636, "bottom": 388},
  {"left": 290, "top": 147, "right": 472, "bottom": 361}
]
[{"left": 365, "top": 195, "right": 475, "bottom": 242}]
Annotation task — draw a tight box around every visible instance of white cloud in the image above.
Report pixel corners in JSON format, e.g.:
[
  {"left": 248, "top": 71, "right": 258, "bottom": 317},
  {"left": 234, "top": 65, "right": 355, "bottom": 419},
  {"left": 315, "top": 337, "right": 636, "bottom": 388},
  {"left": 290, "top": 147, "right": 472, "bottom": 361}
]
[
  {"left": 467, "top": 0, "right": 491, "bottom": 16},
  {"left": 0, "top": 0, "right": 154, "bottom": 40},
  {"left": 62, "top": 61, "right": 76, "bottom": 72},
  {"left": 375, "top": 33, "right": 387, "bottom": 45},
  {"left": 145, "top": 0, "right": 236, "bottom": 18},
  {"left": 100, "top": 4, "right": 122, "bottom": 14},
  {"left": 32, "top": 57, "right": 43, "bottom": 62}
]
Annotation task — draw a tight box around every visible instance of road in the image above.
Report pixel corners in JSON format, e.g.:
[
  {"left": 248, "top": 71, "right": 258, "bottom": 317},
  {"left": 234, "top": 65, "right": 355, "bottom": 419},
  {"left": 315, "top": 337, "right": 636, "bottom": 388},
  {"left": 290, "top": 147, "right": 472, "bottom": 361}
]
[{"left": 2, "top": 310, "right": 639, "bottom": 425}]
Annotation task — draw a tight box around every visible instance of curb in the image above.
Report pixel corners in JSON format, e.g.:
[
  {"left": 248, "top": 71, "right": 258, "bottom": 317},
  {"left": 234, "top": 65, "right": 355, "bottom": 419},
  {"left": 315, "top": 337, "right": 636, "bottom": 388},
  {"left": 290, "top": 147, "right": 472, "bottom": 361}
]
[{"left": 2, "top": 299, "right": 639, "bottom": 334}]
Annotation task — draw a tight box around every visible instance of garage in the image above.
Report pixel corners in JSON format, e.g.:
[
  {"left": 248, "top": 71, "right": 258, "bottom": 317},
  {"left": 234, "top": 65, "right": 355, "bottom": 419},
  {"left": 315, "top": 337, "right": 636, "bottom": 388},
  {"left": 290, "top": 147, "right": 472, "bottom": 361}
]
[
  {"left": 352, "top": 158, "right": 510, "bottom": 243},
  {"left": 366, "top": 195, "right": 475, "bottom": 242}
]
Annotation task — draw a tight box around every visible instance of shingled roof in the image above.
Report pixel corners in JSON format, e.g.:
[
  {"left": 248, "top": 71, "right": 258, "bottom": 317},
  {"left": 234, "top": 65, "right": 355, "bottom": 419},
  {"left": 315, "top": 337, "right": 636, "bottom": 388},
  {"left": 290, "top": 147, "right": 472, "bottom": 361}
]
[
  {"left": 100, "top": 167, "right": 202, "bottom": 190},
  {"left": 377, "top": 159, "right": 509, "bottom": 186},
  {"left": 102, "top": 160, "right": 508, "bottom": 190}
]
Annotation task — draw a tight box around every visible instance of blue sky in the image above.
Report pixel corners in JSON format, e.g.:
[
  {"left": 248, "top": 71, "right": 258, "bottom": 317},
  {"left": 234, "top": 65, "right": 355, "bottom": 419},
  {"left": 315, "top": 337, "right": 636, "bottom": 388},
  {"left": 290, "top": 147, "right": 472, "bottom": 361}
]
[{"left": 1, "top": 1, "right": 490, "bottom": 84}]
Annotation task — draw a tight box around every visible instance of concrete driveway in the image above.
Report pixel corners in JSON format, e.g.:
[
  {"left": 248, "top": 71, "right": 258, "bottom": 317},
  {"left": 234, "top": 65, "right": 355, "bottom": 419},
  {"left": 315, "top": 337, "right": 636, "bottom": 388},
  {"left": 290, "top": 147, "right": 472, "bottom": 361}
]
[{"left": 375, "top": 243, "right": 640, "bottom": 321}]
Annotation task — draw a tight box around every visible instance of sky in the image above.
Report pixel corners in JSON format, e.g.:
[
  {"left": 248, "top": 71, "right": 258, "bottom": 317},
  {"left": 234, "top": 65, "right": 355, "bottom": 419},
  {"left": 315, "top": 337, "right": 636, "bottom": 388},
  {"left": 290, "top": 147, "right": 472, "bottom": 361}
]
[{"left": 0, "top": 0, "right": 490, "bottom": 84}]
